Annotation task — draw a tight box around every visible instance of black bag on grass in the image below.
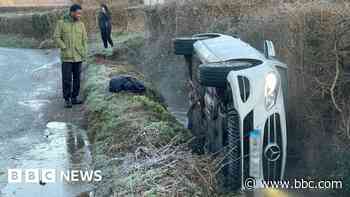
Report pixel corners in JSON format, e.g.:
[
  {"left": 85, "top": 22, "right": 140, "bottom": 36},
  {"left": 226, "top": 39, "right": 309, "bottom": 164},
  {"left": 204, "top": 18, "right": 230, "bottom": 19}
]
[{"left": 109, "top": 75, "right": 146, "bottom": 93}]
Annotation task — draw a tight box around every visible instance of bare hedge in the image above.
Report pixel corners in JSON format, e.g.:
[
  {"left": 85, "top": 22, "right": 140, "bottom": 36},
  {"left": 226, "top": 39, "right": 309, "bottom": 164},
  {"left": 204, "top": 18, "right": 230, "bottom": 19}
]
[{"left": 0, "top": 3, "right": 135, "bottom": 39}]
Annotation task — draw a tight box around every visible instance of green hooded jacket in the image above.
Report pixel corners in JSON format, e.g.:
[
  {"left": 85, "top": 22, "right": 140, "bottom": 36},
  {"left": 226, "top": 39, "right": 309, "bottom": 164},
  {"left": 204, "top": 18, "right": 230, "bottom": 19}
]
[{"left": 54, "top": 13, "right": 88, "bottom": 62}]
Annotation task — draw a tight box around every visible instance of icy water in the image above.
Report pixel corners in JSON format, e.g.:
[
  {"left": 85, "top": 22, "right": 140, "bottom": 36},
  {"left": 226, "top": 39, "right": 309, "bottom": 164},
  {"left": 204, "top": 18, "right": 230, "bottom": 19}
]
[
  {"left": 0, "top": 48, "right": 93, "bottom": 197},
  {"left": 167, "top": 105, "right": 188, "bottom": 127}
]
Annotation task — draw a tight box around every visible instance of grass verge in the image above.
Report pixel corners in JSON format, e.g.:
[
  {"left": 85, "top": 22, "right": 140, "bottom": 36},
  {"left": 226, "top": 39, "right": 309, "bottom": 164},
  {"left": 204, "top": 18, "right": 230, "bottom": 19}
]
[{"left": 0, "top": 34, "right": 40, "bottom": 48}]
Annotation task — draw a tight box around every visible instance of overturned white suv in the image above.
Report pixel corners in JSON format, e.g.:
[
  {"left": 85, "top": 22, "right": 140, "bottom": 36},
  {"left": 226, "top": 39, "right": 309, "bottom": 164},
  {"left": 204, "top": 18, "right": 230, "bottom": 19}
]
[{"left": 174, "top": 33, "right": 288, "bottom": 190}]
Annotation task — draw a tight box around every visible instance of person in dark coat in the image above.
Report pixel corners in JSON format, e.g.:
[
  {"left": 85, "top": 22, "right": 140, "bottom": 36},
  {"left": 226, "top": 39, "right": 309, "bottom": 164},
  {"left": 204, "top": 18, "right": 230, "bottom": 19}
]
[{"left": 98, "top": 4, "right": 114, "bottom": 48}]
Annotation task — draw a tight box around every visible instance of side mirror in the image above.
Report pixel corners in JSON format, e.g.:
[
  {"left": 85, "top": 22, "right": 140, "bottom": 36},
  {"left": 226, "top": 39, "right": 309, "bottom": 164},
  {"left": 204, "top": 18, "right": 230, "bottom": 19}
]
[{"left": 264, "top": 40, "right": 276, "bottom": 58}]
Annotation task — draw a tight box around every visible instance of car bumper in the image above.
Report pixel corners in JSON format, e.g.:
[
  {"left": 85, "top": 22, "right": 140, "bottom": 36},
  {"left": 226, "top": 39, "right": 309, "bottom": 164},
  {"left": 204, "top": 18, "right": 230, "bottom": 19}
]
[{"left": 226, "top": 62, "right": 287, "bottom": 189}]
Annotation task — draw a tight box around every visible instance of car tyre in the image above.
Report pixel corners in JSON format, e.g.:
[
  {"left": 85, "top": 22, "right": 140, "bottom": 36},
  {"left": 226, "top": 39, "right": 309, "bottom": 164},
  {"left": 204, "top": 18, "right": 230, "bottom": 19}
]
[
  {"left": 173, "top": 36, "right": 210, "bottom": 56},
  {"left": 223, "top": 86, "right": 242, "bottom": 190}
]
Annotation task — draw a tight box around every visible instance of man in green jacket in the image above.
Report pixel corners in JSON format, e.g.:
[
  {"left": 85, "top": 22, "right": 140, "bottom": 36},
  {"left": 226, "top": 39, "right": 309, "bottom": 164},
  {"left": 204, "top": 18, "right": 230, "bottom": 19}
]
[{"left": 54, "top": 4, "right": 88, "bottom": 108}]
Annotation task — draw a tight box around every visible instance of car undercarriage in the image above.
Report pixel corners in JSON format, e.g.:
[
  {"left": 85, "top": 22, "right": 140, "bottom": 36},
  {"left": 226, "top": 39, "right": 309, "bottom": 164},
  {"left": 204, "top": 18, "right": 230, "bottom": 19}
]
[{"left": 174, "top": 33, "right": 288, "bottom": 190}]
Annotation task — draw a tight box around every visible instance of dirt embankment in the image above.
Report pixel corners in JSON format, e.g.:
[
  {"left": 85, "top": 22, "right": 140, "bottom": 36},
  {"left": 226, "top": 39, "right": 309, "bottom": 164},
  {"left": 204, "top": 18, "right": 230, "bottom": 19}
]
[{"left": 142, "top": 0, "right": 350, "bottom": 195}]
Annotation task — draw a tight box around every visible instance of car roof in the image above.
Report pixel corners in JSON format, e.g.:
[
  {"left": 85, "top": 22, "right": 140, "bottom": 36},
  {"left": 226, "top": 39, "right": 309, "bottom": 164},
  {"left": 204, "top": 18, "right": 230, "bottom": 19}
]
[{"left": 193, "top": 34, "right": 266, "bottom": 63}]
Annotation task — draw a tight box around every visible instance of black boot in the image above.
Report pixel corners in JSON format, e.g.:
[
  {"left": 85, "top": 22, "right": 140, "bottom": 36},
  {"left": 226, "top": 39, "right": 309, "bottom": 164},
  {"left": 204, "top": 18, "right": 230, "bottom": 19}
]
[
  {"left": 64, "top": 99, "right": 72, "bottom": 108},
  {"left": 72, "top": 97, "right": 83, "bottom": 105}
]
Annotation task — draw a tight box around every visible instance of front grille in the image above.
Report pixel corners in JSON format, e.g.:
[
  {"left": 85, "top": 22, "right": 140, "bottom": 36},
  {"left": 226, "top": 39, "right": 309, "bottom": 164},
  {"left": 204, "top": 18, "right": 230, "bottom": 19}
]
[
  {"left": 263, "top": 113, "right": 283, "bottom": 181},
  {"left": 238, "top": 76, "right": 250, "bottom": 102},
  {"left": 243, "top": 111, "right": 254, "bottom": 180}
]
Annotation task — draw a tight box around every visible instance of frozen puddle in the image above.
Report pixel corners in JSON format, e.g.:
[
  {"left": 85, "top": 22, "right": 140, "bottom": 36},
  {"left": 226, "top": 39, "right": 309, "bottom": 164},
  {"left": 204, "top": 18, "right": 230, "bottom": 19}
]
[
  {"left": 46, "top": 122, "right": 68, "bottom": 130},
  {"left": 0, "top": 48, "right": 95, "bottom": 196},
  {"left": 31, "top": 57, "right": 61, "bottom": 74},
  {"left": 18, "top": 99, "right": 51, "bottom": 112},
  {"left": 167, "top": 106, "right": 188, "bottom": 127},
  {"left": 1, "top": 122, "right": 94, "bottom": 197}
]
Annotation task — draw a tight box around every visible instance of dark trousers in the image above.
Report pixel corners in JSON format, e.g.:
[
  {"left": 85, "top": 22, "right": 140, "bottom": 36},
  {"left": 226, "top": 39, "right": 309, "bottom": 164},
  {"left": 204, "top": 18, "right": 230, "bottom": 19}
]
[
  {"left": 61, "top": 62, "right": 82, "bottom": 101},
  {"left": 101, "top": 30, "right": 114, "bottom": 48}
]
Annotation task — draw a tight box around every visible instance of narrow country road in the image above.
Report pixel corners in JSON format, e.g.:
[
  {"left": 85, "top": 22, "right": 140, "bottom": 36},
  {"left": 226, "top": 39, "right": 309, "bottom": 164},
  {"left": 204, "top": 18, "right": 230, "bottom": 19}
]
[{"left": 0, "top": 48, "right": 92, "bottom": 197}]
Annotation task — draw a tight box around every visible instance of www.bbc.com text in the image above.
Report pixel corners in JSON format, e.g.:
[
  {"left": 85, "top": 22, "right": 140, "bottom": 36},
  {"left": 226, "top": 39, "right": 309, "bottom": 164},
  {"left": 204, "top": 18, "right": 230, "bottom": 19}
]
[{"left": 244, "top": 178, "right": 343, "bottom": 190}]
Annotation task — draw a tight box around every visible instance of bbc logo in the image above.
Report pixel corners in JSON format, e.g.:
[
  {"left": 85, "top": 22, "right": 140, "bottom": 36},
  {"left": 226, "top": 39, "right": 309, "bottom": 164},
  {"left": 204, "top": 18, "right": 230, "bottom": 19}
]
[
  {"left": 8, "top": 169, "right": 102, "bottom": 183},
  {"left": 8, "top": 169, "right": 56, "bottom": 183}
]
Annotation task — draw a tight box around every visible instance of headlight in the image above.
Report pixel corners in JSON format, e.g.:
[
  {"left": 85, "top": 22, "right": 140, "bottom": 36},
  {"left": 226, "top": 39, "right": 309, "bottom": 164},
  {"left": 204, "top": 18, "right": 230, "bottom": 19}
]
[{"left": 264, "top": 72, "right": 280, "bottom": 109}]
